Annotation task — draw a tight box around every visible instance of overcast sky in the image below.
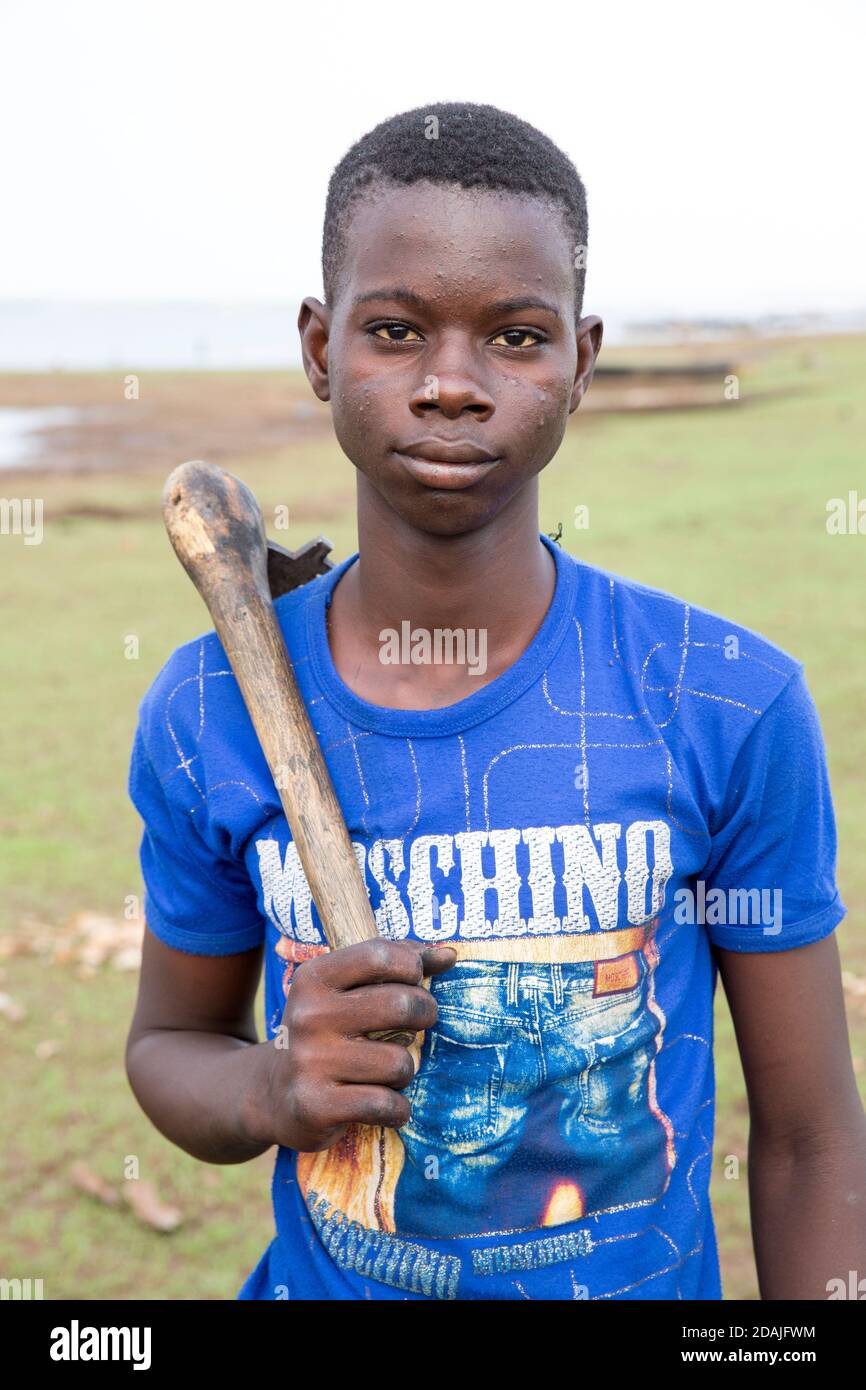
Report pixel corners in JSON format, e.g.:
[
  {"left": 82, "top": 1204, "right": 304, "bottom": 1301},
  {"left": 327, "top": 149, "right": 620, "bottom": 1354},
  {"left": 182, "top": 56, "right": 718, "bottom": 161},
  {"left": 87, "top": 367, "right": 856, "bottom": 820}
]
[{"left": 2, "top": 0, "right": 864, "bottom": 319}]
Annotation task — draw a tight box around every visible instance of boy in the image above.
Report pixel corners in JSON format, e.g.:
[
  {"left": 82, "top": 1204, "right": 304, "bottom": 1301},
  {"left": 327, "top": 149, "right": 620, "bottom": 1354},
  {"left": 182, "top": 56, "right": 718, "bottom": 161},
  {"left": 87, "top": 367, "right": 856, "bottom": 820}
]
[{"left": 126, "top": 102, "right": 865, "bottom": 1300}]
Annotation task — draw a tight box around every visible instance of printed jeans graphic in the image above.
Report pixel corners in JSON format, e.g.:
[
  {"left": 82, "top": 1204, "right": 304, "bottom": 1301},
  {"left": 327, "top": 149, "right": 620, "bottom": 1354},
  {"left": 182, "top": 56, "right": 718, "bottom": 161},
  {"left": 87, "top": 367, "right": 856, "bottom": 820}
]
[{"left": 394, "top": 953, "right": 672, "bottom": 1237}]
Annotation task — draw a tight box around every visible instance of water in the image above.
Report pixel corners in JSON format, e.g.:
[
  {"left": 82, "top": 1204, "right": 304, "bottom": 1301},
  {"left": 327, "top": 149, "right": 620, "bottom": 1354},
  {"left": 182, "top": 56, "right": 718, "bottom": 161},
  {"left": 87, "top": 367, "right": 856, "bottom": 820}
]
[
  {"left": 2, "top": 300, "right": 862, "bottom": 373},
  {"left": 0, "top": 301, "right": 309, "bottom": 371},
  {"left": 0, "top": 406, "right": 84, "bottom": 469}
]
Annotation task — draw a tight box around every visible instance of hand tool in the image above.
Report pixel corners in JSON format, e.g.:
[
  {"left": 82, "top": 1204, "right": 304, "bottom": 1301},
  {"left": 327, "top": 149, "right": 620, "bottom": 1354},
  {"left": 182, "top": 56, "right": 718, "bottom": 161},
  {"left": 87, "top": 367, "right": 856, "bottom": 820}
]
[{"left": 163, "top": 459, "right": 417, "bottom": 1046}]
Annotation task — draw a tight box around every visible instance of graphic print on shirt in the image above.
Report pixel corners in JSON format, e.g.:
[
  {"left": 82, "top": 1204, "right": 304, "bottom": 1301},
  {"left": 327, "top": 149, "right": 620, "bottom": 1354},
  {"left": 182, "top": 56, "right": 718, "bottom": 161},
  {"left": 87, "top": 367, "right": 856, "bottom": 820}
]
[
  {"left": 258, "top": 817, "right": 677, "bottom": 1296},
  {"left": 131, "top": 532, "right": 847, "bottom": 1300}
]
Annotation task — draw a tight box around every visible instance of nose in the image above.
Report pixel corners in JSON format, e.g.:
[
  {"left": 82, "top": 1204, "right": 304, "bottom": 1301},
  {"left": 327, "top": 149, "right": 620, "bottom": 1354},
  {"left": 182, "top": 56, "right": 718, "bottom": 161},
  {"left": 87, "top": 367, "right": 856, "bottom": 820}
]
[{"left": 409, "top": 340, "right": 495, "bottom": 421}]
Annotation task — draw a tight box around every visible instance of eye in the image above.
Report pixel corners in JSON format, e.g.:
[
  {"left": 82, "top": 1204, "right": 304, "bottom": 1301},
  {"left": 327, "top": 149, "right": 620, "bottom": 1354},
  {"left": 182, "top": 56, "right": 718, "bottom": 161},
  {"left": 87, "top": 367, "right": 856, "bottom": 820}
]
[
  {"left": 368, "top": 321, "right": 423, "bottom": 343},
  {"left": 490, "top": 327, "right": 546, "bottom": 349}
]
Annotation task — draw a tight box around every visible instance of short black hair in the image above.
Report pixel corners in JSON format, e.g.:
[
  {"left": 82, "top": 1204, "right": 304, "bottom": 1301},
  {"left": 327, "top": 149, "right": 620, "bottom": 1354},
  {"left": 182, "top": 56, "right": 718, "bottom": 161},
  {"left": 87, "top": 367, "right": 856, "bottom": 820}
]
[{"left": 322, "top": 102, "right": 588, "bottom": 318}]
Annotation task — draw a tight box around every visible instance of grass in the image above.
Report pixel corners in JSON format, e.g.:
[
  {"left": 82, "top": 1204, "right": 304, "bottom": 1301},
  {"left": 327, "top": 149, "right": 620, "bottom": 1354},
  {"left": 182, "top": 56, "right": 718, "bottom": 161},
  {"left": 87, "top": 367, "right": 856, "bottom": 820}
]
[{"left": 1, "top": 334, "right": 863, "bottom": 1299}]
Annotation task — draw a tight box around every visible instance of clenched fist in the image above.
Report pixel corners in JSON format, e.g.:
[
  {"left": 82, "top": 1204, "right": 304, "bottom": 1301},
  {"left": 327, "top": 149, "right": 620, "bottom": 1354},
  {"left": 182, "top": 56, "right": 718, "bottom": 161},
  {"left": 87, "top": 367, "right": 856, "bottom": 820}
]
[{"left": 248, "top": 939, "right": 457, "bottom": 1152}]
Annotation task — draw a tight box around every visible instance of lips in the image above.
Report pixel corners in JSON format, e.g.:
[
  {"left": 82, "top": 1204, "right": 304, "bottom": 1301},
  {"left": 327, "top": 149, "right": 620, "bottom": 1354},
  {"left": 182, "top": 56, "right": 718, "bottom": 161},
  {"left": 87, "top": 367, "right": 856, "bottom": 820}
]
[
  {"left": 397, "top": 438, "right": 499, "bottom": 465},
  {"left": 393, "top": 439, "right": 501, "bottom": 491}
]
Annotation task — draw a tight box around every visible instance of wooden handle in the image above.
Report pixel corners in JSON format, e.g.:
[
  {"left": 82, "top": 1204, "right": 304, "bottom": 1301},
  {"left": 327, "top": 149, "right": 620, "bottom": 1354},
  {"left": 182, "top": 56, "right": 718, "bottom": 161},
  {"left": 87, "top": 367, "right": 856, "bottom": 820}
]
[{"left": 162, "top": 461, "right": 414, "bottom": 1045}]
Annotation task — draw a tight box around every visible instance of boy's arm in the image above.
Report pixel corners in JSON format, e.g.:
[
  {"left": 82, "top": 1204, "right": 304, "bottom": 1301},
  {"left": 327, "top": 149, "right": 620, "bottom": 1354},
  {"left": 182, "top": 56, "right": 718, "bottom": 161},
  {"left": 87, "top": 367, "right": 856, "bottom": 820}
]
[
  {"left": 716, "top": 932, "right": 866, "bottom": 1299},
  {"left": 125, "top": 928, "right": 272, "bottom": 1164},
  {"left": 125, "top": 924, "right": 451, "bottom": 1164}
]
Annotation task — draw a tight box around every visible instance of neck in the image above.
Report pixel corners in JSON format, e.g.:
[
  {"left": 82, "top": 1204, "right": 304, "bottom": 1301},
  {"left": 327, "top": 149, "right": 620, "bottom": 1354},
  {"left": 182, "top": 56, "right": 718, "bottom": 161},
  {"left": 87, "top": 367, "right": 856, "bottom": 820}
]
[{"left": 329, "top": 477, "right": 557, "bottom": 682}]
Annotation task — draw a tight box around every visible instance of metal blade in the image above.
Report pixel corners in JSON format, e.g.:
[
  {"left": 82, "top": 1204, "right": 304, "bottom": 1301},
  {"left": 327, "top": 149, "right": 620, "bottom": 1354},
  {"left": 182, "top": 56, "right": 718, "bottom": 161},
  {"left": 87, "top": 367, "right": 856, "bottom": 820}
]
[{"left": 266, "top": 536, "right": 334, "bottom": 598}]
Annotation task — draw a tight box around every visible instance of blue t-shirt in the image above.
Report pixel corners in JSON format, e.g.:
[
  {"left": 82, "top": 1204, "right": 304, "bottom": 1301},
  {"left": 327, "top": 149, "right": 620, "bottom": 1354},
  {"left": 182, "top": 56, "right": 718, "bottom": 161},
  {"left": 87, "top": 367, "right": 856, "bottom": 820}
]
[{"left": 128, "top": 533, "right": 845, "bottom": 1300}]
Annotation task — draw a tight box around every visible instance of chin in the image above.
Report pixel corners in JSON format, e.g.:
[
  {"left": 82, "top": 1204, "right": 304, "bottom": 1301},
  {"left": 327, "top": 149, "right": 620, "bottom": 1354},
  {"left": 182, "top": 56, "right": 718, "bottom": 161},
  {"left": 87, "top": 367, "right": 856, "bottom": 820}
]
[
  {"left": 395, "top": 493, "right": 510, "bottom": 538},
  {"left": 358, "top": 461, "right": 531, "bottom": 538}
]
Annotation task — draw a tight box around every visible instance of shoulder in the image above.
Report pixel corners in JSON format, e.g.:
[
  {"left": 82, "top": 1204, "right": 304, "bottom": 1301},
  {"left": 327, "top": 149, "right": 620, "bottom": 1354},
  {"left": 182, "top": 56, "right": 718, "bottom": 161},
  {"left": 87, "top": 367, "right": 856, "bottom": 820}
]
[
  {"left": 568, "top": 551, "right": 804, "bottom": 723},
  {"left": 133, "top": 628, "right": 234, "bottom": 787},
  {"left": 134, "top": 574, "right": 324, "bottom": 780}
]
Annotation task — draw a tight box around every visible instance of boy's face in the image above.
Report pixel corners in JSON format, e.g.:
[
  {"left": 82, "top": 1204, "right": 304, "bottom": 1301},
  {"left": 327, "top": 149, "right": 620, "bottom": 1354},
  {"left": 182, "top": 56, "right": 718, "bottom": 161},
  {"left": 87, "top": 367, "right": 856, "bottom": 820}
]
[{"left": 299, "top": 182, "right": 602, "bottom": 537}]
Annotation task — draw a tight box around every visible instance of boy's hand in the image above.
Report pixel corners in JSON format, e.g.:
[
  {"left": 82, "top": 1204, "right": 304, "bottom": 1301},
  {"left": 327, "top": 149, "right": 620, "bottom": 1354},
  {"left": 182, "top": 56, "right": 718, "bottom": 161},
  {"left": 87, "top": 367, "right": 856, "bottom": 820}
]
[{"left": 250, "top": 940, "right": 456, "bottom": 1153}]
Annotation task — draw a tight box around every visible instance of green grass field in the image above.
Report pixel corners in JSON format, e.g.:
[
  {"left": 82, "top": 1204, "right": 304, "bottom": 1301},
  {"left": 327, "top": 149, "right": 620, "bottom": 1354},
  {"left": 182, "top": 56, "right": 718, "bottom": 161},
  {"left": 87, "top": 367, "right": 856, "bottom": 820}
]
[{"left": 1, "top": 335, "right": 864, "bottom": 1298}]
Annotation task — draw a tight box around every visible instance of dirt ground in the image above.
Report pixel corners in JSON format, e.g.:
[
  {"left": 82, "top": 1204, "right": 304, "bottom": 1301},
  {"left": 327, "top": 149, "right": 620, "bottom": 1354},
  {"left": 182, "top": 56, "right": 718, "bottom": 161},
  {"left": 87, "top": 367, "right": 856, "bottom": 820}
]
[
  {"left": 0, "top": 337, "right": 800, "bottom": 481},
  {"left": 0, "top": 371, "right": 332, "bottom": 476}
]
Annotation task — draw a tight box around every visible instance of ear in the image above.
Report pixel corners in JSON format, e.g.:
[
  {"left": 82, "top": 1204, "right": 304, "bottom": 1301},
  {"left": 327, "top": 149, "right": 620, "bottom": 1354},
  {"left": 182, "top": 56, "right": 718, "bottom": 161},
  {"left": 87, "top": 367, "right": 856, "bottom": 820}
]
[
  {"left": 569, "top": 315, "right": 604, "bottom": 414},
  {"left": 298, "top": 297, "right": 332, "bottom": 402}
]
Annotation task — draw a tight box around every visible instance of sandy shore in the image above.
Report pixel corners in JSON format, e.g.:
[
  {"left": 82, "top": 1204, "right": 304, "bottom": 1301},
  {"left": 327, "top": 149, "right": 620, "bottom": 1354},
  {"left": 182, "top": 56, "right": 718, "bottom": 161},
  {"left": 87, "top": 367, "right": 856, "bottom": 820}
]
[{"left": 0, "top": 371, "right": 332, "bottom": 478}]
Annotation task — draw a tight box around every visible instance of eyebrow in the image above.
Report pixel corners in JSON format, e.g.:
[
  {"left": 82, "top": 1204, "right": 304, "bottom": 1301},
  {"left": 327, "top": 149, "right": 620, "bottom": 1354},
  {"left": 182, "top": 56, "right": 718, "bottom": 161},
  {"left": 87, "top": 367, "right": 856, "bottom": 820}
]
[{"left": 354, "top": 287, "right": 561, "bottom": 319}]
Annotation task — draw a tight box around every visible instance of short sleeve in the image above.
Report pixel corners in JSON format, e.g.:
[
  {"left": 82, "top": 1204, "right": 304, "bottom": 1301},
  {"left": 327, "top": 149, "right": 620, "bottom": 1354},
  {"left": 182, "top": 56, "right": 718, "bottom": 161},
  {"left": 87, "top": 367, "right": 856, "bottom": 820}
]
[
  {"left": 701, "top": 666, "right": 846, "bottom": 951},
  {"left": 128, "top": 723, "right": 266, "bottom": 956}
]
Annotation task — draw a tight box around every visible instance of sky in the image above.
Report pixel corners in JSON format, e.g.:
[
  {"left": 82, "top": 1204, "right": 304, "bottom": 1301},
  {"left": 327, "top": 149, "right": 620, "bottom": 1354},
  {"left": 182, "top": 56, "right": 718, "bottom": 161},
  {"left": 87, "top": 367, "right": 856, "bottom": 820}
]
[{"left": 1, "top": 0, "right": 864, "bottom": 322}]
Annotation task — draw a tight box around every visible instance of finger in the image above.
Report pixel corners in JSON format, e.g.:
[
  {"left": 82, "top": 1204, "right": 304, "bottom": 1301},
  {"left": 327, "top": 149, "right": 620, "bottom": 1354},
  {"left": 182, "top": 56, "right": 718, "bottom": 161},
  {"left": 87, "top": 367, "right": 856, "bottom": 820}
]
[
  {"left": 331, "top": 1038, "right": 418, "bottom": 1089},
  {"left": 311, "top": 937, "right": 451, "bottom": 991},
  {"left": 336, "top": 981, "right": 438, "bottom": 1037},
  {"left": 322, "top": 1083, "right": 412, "bottom": 1131},
  {"left": 423, "top": 945, "right": 458, "bottom": 976}
]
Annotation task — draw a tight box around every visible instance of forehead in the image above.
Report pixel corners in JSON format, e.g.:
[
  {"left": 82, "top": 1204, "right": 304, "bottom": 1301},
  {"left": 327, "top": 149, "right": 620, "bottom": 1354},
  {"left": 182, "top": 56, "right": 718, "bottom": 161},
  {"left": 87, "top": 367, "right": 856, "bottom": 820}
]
[{"left": 337, "top": 181, "right": 575, "bottom": 313}]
